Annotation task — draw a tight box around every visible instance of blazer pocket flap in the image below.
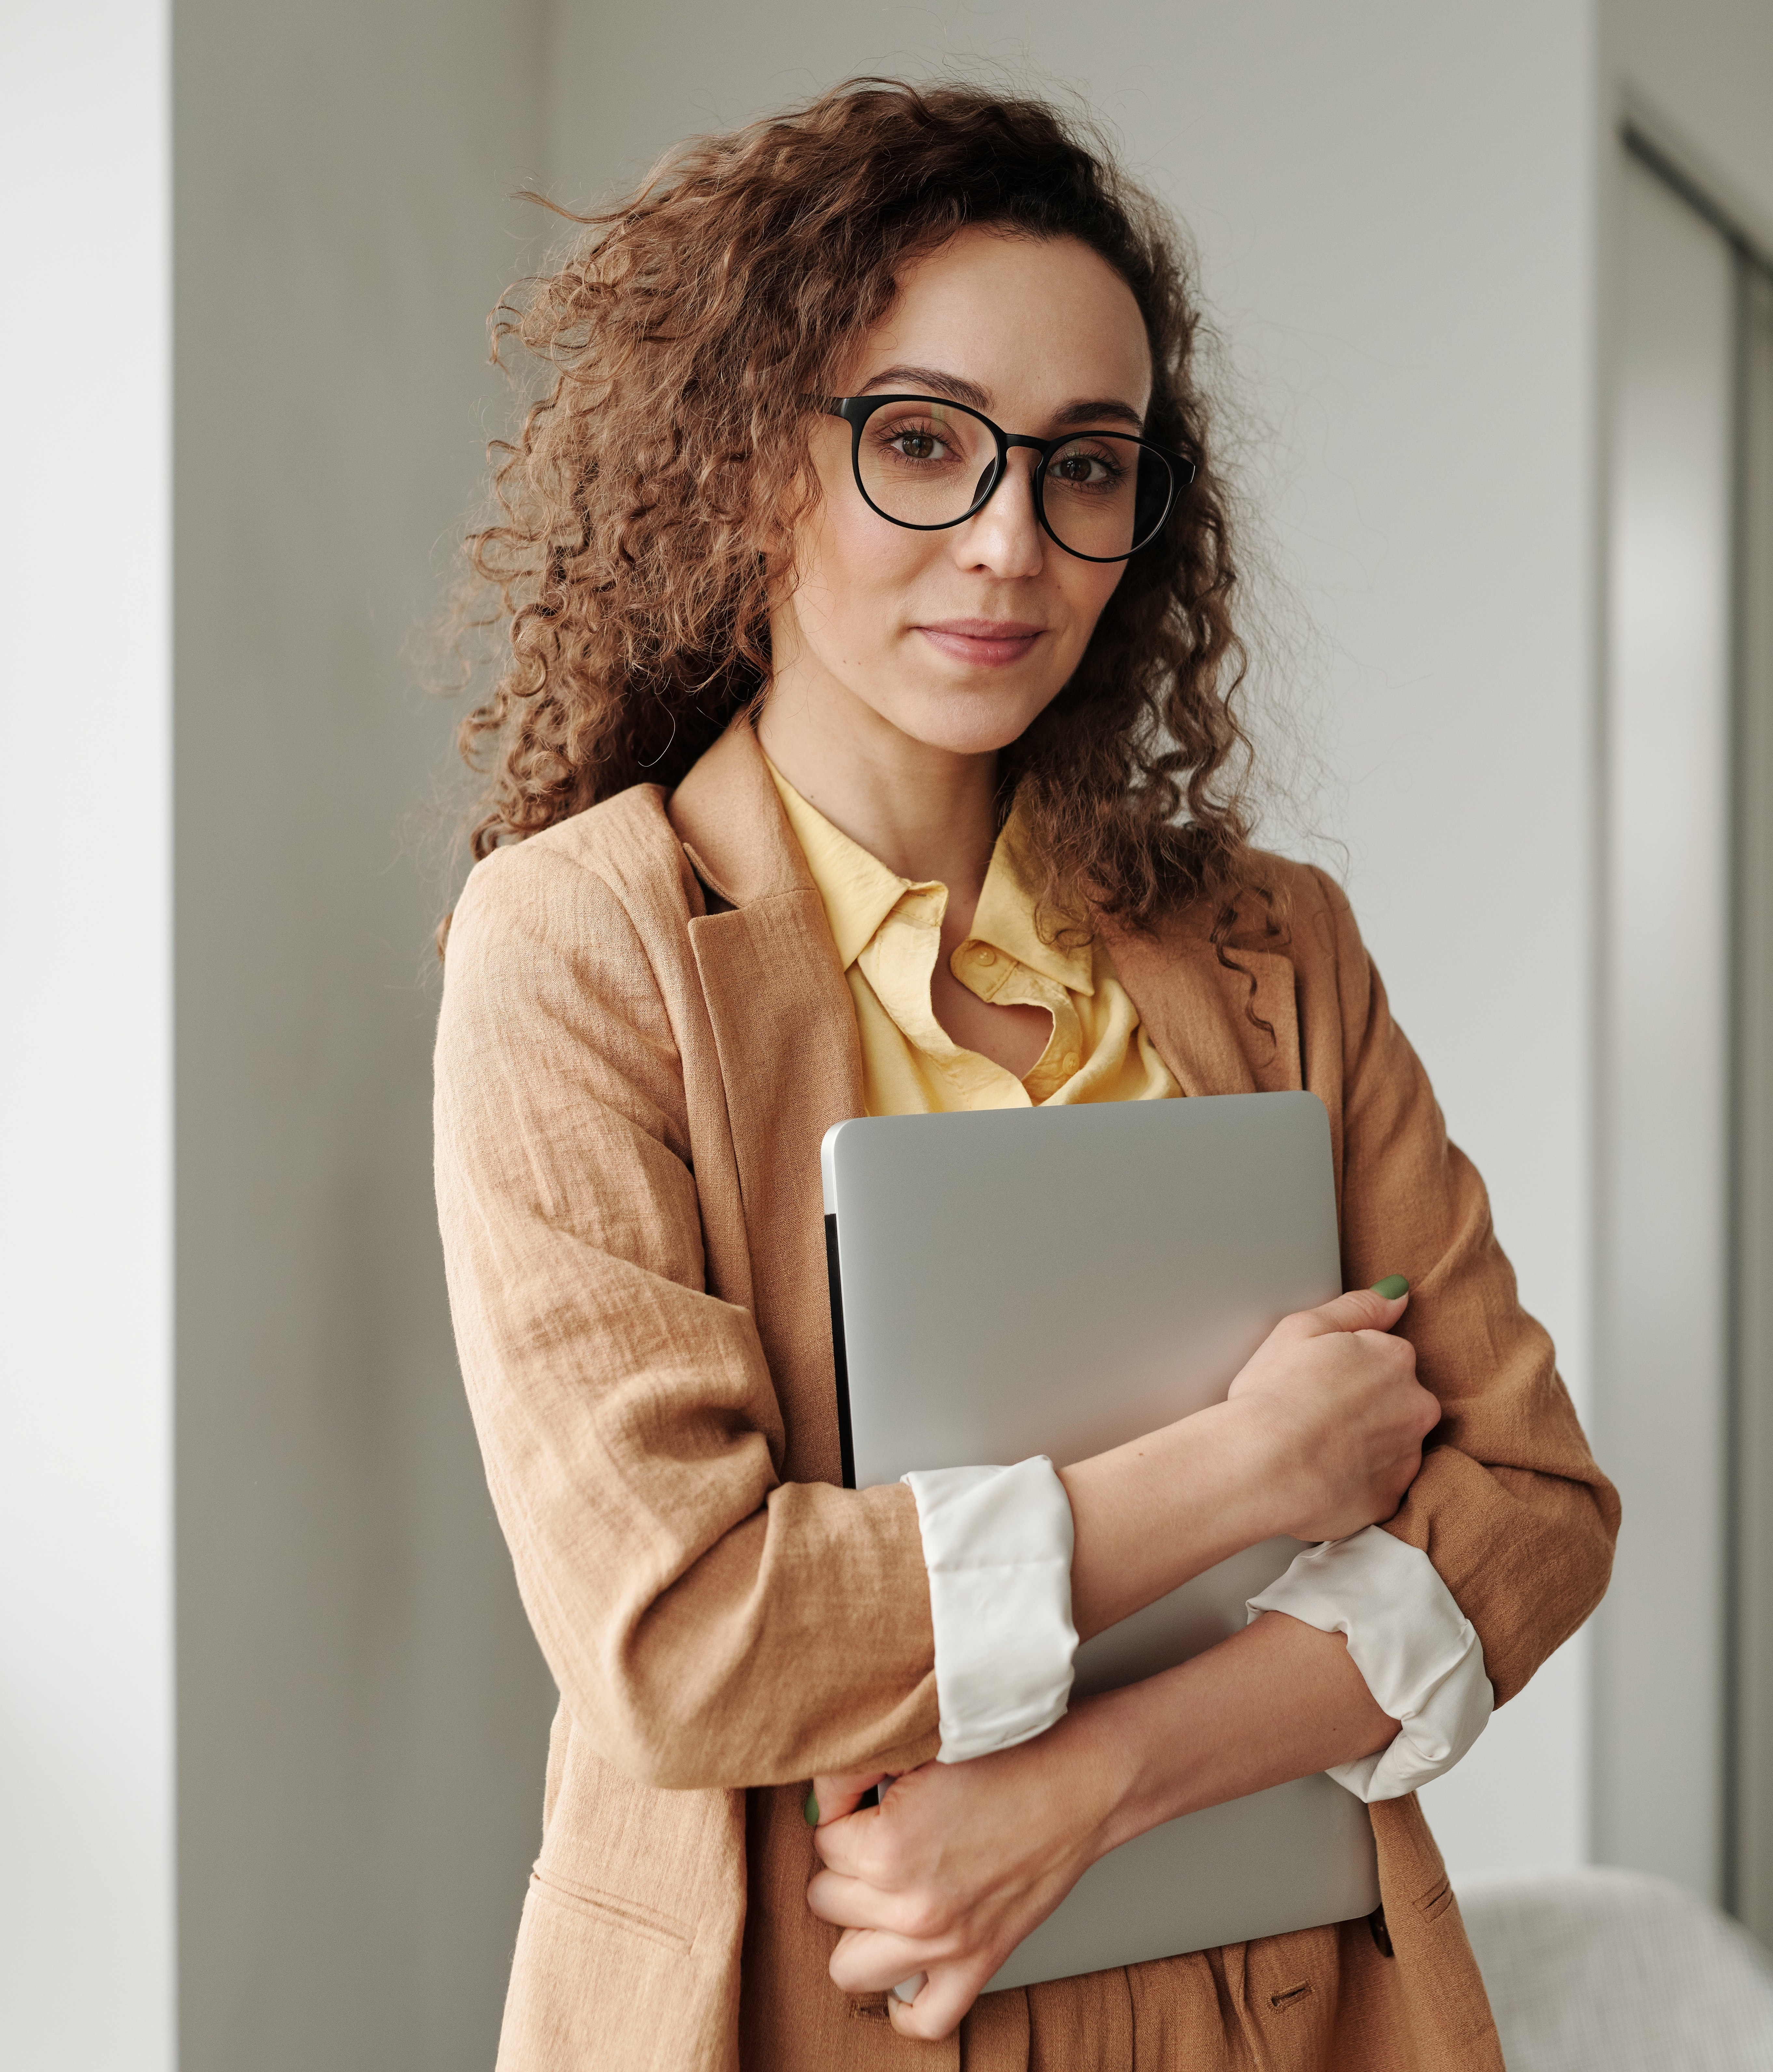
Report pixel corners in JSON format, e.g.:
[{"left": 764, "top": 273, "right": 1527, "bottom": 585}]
[{"left": 531, "top": 1866, "right": 695, "bottom": 1954}]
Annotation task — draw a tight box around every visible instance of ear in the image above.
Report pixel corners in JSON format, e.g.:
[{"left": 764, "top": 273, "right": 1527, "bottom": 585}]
[
  {"left": 751, "top": 489, "right": 813, "bottom": 610},
  {"left": 753, "top": 460, "right": 819, "bottom": 562}
]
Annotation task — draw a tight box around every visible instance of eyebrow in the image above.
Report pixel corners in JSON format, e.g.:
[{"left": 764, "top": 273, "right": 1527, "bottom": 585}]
[{"left": 858, "top": 363, "right": 1146, "bottom": 433}]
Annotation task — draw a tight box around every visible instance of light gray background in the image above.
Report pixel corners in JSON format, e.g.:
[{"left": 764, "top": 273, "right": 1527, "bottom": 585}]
[{"left": 5, "top": 2, "right": 1772, "bottom": 2067}]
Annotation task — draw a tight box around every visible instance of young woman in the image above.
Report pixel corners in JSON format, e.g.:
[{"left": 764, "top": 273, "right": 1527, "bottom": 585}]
[{"left": 434, "top": 82, "right": 1617, "bottom": 2071}]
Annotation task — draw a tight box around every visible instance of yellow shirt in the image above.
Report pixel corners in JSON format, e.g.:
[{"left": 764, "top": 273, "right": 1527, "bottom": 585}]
[{"left": 766, "top": 762, "right": 1179, "bottom": 1115}]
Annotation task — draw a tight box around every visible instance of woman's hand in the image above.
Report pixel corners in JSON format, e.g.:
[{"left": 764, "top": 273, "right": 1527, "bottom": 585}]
[
  {"left": 1059, "top": 1281, "right": 1440, "bottom": 1639},
  {"left": 806, "top": 1707, "right": 1125, "bottom": 2042},
  {"left": 1226, "top": 1282, "right": 1442, "bottom": 1544},
  {"left": 806, "top": 1613, "right": 1400, "bottom": 2040}
]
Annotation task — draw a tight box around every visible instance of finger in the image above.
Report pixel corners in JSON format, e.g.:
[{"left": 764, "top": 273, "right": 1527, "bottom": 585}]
[
  {"left": 809, "top": 1771, "right": 889, "bottom": 1826},
  {"left": 888, "top": 1960, "right": 992, "bottom": 2042},
  {"left": 808, "top": 1804, "right": 882, "bottom": 1876},
  {"left": 1289, "top": 1281, "right": 1410, "bottom": 1339},
  {"left": 806, "top": 1868, "right": 924, "bottom": 1934},
  {"left": 827, "top": 1925, "right": 946, "bottom": 1995}
]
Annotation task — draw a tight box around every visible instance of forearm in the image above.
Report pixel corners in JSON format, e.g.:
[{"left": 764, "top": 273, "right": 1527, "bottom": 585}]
[
  {"left": 1057, "top": 1402, "right": 1280, "bottom": 1640},
  {"left": 1077, "top": 1609, "right": 1397, "bottom": 1855}
]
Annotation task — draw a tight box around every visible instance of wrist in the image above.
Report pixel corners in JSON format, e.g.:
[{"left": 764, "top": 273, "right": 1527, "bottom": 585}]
[
  {"left": 1209, "top": 1396, "right": 1295, "bottom": 1547},
  {"left": 1062, "top": 1677, "right": 1196, "bottom": 1861},
  {"left": 1044, "top": 1692, "right": 1148, "bottom": 1868}
]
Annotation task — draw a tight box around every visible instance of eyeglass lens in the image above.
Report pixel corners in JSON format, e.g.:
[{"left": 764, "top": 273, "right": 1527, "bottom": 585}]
[{"left": 853, "top": 399, "right": 1173, "bottom": 559}]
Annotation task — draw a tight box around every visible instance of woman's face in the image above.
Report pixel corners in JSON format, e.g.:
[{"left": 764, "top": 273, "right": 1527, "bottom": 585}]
[{"left": 770, "top": 227, "right": 1153, "bottom": 758}]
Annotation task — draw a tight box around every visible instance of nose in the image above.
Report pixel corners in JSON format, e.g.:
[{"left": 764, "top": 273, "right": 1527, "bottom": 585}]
[{"left": 950, "top": 449, "right": 1045, "bottom": 579}]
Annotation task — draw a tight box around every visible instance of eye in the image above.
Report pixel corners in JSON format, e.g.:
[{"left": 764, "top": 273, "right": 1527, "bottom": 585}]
[
  {"left": 872, "top": 418, "right": 956, "bottom": 465},
  {"left": 1048, "top": 444, "right": 1126, "bottom": 488}
]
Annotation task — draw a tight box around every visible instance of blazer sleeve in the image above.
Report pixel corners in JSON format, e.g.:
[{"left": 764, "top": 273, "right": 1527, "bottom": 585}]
[
  {"left": 1304, "top": 868, "right": 1620, "bottom": 1705},
  {"left": 433, "top": 840, "right": 939, "bottom": 1792}
]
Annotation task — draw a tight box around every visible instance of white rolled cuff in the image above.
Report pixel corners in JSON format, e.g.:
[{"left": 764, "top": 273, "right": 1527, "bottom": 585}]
[
  {"left": 901, "top": 1457, "right": 1078, "bottom": 1764},
  {"left": 1247, "top": 1524, "right": 1494, "bottom": 1802}
]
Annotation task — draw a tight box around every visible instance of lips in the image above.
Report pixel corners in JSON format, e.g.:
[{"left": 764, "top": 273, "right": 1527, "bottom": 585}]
[{"left": 914, "top": 618, "right": 1047, "bottom": 668}]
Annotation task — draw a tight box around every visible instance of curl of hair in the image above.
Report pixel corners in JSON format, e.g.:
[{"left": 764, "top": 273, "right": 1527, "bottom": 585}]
[{"left": 451, "top": 78, "right": 1279, "bottom": 969}]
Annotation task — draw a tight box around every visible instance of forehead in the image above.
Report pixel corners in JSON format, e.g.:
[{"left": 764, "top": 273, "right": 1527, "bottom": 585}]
[{"left": 838, "top": 227, "right": 1153, "bottom": 419}]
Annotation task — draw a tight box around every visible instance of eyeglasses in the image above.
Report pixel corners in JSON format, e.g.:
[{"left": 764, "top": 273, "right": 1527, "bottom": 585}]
[{"left": 818, "top": 394, "right": 1196, "bottom": 563}]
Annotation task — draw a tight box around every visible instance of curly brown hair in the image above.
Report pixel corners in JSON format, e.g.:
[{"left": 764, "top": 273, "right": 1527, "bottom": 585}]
[{"left": 454, "top": 78, "right": 1270, "bottom": 939}]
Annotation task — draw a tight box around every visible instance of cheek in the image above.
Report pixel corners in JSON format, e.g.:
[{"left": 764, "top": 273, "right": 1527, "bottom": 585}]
[
  {"left": 796, "top": 493, "right": 940, "bottom": 626},
  {"left": 838, "top": 495, "right": 930, "bottom": 585},
  {"left": 1057, "top": 560, "right": 1128, "bottom": 652}
]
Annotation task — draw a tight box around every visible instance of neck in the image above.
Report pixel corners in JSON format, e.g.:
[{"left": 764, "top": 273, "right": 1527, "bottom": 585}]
[{"left": 755, "top": 665, "right": 1001, "bottom": 901}]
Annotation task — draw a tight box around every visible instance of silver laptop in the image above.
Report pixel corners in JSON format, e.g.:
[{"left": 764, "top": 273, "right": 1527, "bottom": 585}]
[{"left": 821, "top": 1093, "right": 1380, "bottom": 1992}]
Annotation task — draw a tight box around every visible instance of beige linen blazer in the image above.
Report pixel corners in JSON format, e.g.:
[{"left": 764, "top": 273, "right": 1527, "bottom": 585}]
[{"left": 433, "top": 722, "right": 1619, "bottom": 2071}]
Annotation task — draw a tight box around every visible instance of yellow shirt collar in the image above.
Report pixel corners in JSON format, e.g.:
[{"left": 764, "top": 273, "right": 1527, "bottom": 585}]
[
  {"left": 968, "top": 807, "right": 1093, "bottom": 996},
  {"left": 765, "top": 759, "right": 1092, "bottom": 995}
]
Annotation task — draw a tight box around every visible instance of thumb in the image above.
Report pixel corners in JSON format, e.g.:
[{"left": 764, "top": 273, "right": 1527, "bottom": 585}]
[{"left": 1294, "top": 1276, "right": 1410, "bottom": 1339}]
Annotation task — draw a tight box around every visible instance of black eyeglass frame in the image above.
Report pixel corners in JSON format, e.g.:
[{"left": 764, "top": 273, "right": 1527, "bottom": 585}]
[{"left": 818, "top": 393, "right": 1198, "bottom": 564}]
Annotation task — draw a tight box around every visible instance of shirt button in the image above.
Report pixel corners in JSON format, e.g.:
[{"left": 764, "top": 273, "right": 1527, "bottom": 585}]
[
  {"left": 972, "top": 946, "right": 997, "bottom": 966},
  {"left": 1061, "top": 1051, "right": 1081, "bottom": 1071}
]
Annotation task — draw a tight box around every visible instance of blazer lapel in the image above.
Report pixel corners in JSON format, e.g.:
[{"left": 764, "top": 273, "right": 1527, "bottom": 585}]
[{"left": 669, "top": 725, "right": 864, "bottom": 1484}]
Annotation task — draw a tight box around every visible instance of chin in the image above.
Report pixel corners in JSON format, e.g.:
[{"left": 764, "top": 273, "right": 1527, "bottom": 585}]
[
  {"left": 875, "top": 680, "right": 1062, "bottom": 758},
  {"left": 874, "top": 671, "right": 1068, "bottom": 762}
]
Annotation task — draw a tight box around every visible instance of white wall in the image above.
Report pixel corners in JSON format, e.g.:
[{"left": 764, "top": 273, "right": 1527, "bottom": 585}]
[
  {"left": 544, "top": 0, "right": 1602, "bottom": 1883},
  {"left": 0, "top": 4, "right": 175, "bottom": 2068},
  {"left": 172, "top": 5, "right": 557, "bottom": 2068},
  {"left": 6, "top": 10, "right": 567, "bottom": 2063}
]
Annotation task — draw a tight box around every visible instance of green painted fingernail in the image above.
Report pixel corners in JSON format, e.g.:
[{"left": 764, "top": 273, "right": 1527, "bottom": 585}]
[
  {"left": 1371, "top": 1274, "right": 1409, "bottom": 1300},
  {"left": 804, "top": 1787, "right": 819, "bottom": 1826}
]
